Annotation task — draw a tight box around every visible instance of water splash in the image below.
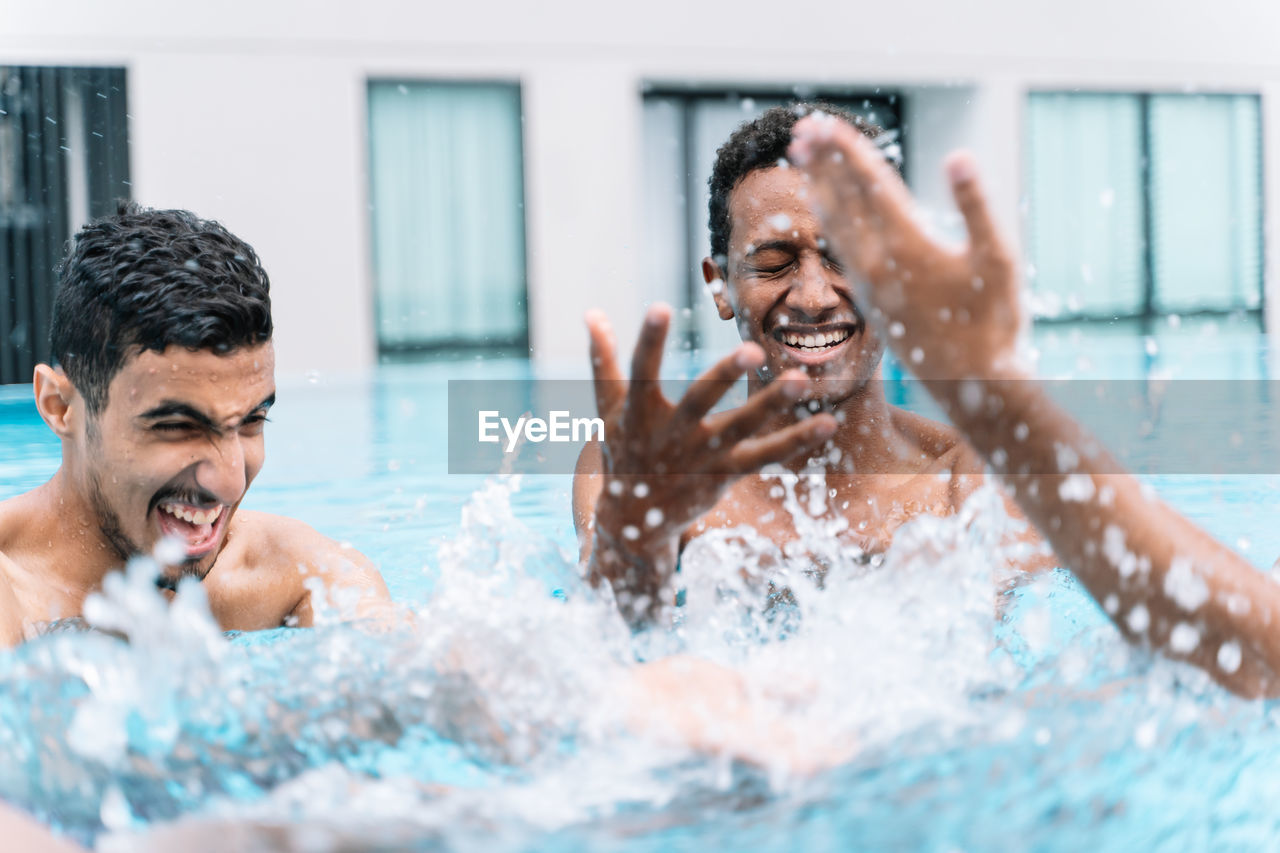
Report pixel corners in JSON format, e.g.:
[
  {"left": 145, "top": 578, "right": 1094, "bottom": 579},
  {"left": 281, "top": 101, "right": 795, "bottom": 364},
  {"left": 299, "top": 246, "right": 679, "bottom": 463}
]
[{"left": 2, "top": 472, "right": 1270, "bottom": 850}]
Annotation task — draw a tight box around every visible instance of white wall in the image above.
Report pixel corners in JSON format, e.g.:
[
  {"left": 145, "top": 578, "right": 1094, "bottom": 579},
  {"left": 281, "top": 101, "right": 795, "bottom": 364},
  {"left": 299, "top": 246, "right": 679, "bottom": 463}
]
[
  {"left": 3, "top": 0, "right": 1279, "bottom": 373},
  {"left": 129, "top": 52, "right": 373, "bottom": 377}
]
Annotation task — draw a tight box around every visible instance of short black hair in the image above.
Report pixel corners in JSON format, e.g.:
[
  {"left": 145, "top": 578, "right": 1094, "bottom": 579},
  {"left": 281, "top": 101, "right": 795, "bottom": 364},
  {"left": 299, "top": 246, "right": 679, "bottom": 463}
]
[
  {"left": 49, "top": 201, "right": 273, "bottom": 414},
  {"left": 707, "top": 101, "right": 887, "bottom": 264}
]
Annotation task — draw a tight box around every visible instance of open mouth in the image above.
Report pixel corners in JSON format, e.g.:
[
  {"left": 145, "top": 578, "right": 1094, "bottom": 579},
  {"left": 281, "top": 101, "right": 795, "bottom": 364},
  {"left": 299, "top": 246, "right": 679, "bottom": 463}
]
[
  {"left": 155, "top": 500, "right": 229, "bottom": 560},
  {"left": 772, "top": 320, "right": 861, "bottom": 363},
  {"left": 777, "top": 327, "right": 854, "bottom": 352}
]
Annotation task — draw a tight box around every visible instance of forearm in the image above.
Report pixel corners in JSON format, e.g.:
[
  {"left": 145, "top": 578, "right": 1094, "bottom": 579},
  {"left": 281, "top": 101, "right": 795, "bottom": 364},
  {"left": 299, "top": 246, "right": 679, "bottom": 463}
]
[
  {"left": 585, "top": 501, "right": 680, "bottom": 628},
  {"left": 934, "top": 376, "right": 1280, "bottom": 697}
]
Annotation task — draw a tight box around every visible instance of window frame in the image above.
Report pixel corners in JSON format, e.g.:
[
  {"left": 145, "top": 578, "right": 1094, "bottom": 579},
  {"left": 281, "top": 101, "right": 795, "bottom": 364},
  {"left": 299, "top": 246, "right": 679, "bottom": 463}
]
[{"left": 365, "top": 78, "right": 532, "bottom": 360}]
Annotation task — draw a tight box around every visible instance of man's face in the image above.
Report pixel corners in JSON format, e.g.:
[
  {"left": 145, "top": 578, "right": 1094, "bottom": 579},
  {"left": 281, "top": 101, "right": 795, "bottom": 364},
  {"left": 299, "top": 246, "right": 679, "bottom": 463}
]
[
  {"left": 713, "top": 165, "right": 885, "bottom": 401},
  {"left": 75, "top": 343, "right": 276, "bottom": 579}
]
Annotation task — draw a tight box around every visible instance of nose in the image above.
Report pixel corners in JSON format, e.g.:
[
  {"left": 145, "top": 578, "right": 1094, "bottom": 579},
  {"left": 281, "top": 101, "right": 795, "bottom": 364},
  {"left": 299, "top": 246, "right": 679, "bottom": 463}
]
[
  {"left": 784, "top": 254, "right": 842, "bottom": 320},
  {"left": 195, "top": 433, "right": 248, "bottom": 505}
]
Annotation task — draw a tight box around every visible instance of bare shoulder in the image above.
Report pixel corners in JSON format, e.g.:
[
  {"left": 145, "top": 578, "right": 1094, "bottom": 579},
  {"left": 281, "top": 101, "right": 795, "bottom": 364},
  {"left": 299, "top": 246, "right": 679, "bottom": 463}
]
[
  {"left": 0, "top": 488, "right": 40, "bottom": 555},
  {"left": 230, "top": 510, "right": 373, "bottom": 575},
  {"left": 0, "top": 550, "right": 24, "bottom": 647},
  {"left": 889, "top": 407, "right": 982, "bottom": 471},
  {"left": 884, "top": 407, "right": 990, "bottom": 509},
  {"left": 224, "top": 510, "right": 392, "bottom": 627},
  {"left": 0, "top": 494, "right": 37, "bottom": 646},
  {"left": 900, "top": 434, "right": 1055, "bottom": 574}
]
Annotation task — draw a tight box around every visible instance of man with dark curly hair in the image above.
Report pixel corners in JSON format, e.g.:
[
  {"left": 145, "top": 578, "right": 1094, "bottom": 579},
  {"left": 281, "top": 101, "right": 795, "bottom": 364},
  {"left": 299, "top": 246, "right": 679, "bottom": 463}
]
[
  {"left": 0, "top": 203, "right": 392, "bottom": 644},
  {"left": 573, "top": 103, "right": 1048, "bottom": 626}
]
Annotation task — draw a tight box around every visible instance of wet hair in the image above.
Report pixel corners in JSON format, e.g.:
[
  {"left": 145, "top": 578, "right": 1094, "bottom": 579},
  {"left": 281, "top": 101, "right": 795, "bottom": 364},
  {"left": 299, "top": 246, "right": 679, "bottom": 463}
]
[
  {"left": 50, "top": 200, "right": 273, "bottom": 414},
  {"left": 707, "top": 101, "right": 886, "bottom": 264}
]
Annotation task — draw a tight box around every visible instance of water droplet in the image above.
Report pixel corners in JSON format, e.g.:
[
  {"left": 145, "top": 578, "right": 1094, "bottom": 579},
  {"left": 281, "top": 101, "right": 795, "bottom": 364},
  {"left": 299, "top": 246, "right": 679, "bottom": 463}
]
[
  {"left": 1126, "top": 603, "right": 1150, "bottom": 634},
  {"left": 1218, "top": 640, "right": 1242, "bottom": 674},
  {"left": 1169, "top": 622, "right": 1200, "bottom": 654}
]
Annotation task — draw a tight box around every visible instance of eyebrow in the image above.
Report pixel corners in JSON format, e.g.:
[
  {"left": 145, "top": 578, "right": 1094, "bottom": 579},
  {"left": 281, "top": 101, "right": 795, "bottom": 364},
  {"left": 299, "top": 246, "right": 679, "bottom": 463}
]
[
  {"left": 744, "top": 239, "right": 797, "bottom": 258},
  {"left": 137, "top": 393, "right": 276, "bottom": 428}
]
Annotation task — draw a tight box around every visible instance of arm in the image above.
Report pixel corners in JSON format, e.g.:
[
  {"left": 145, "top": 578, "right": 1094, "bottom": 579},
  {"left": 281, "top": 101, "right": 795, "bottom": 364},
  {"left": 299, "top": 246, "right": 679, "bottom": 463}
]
[
  {"left": 621, "top": 655, "right": 856, "bottom": 775},
  {"left": 953, "top": 378, "right": 1280, "bottom": 695},
  {"left": 578, "top": 305, "right": 836, "bottom": 627},
  {"left": 0, "top": 802, "right": 85, "bottom": 853},
  {"left": 571, "top": 439, "right": 605, "bottom": 563},
  {"left": 276, "top": 521, "right": 397, "bottom": 628},
  {"left": 790, "top": 115, "right": 1280, "bottom": 697}
]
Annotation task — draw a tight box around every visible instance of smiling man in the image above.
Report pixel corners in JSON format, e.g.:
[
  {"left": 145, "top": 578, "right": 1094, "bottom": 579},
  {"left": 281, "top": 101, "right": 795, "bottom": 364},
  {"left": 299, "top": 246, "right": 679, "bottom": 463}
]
[
  {"left": 0, "top": 203, "right": 390, "bottom": 644},
  {"left": 574, "top": 103, "right": 1048, "bottom": 625}
]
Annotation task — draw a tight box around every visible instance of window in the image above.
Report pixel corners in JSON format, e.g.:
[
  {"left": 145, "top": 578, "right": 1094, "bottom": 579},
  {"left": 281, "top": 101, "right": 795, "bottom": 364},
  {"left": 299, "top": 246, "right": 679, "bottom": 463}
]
[
  {"left": 1148, "top": 95, "right": 1262, "bottom": 314},
  {"left": 641, "top": 90, "right": 902, "bottom": 354},
  {"left": 367, "top": 81, "right": 529, "bottom": 357},
  {"left": 0, "top": 66, "right": 130, "bottom": 385},
  {"left": 1026, "top": 92, "right": 1262, "bottom": 324}
]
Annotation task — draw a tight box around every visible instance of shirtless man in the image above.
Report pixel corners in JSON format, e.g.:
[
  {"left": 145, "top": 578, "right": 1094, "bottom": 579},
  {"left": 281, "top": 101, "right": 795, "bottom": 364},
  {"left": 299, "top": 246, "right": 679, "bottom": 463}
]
[
  {"left": 0, "top": 203, "right": 391, "bottom": 644},
  {"left": 788, "top": 112, "right": 1280, "bottom": 699},
  {"left": 574, "top": 104, "right": 1048, "bottom": 626}
]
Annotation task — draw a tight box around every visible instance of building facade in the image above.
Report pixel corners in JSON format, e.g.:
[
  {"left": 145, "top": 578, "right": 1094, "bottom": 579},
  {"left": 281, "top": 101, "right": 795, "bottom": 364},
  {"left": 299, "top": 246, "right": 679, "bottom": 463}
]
[{"left": 2, "top": 0, "right": 1277, "bottom": 377}]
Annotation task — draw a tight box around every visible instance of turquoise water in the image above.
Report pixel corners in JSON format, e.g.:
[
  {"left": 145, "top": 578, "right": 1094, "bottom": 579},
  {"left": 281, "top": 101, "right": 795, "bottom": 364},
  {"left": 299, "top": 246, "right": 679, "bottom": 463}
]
[{"left": 2, "top": 317, "right": 1280, "bottom": 850}]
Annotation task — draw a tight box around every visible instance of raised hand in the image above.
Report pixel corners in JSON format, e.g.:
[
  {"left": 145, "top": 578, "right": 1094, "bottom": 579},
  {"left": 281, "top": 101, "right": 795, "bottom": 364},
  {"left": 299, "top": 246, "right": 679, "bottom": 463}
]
[
  {"left": 788, "top": 114, "right": 1280, "bottom": 699},
  {"left": 788, "top": 114, "right": 1027, "bottom": 382},
  {"left": 582, "top": 303, "right": 837, "bottom": 625}
]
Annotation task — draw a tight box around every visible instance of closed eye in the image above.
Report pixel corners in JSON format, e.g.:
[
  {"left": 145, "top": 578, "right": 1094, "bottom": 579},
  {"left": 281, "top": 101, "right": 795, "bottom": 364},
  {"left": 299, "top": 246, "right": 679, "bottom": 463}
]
[
  {"left": 241, "top": 414, "right": 271, "bottom": 434},
  {"left": 749, "top": 258, "right": 796, "bottom": 276},
  {"left": 152, "top": 421, "right": 199, "bottom": 433}
]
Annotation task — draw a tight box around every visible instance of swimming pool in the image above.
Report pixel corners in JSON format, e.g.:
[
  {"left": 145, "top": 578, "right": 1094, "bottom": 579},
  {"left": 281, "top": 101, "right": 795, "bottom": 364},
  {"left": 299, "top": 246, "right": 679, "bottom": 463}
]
[{"left": 3, "top": 316, "right": 1280, "bottom": 850}]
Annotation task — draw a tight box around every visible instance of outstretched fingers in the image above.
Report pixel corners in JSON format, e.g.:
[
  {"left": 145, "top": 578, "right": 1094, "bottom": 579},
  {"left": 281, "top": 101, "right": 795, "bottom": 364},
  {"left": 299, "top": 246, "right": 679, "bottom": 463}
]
[
  {"left": 789, "top": 117, "right": 885, "bottom": 285},
  {"left": 625, "top": 303, "right": 673, "bottom": 433},
  {"left": 630, "top": 303, "right": 672, "bottom": 385},
  {"left": 945, "top": 150, "right": 1001, "bottom": 256},
  {"left": 793, "top": 115, "right": 915, "bottom": 230},
  {"left": 672, "top": 343, "right": 764, "bottom": 426},
  {"left": 705, "top": 369, "right": 808, "bottom": 448},
  {"left": 836, "top": 120, "right": 916, "bottom": 229},
  {"left": 586, "top": 309, "right": 625, "bottom": 415},
  {"left": 725, "top": 412, "right": 838, "bottom": 474}
]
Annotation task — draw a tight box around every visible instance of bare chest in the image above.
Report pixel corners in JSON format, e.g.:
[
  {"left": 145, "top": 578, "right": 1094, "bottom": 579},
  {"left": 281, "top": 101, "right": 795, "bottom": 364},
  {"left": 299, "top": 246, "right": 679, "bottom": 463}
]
[{"left": 680, "top": 473, "right": 957, "bottom": 555}]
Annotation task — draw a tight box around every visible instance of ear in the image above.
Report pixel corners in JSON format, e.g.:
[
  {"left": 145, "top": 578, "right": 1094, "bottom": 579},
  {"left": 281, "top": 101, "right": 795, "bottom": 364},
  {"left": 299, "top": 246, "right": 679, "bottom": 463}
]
[
  {"left": 33, "top": 364, "right": 80, "bottom": 439},
  {"left": 701, "top": 257, "right": 735, "bottom": 321}
]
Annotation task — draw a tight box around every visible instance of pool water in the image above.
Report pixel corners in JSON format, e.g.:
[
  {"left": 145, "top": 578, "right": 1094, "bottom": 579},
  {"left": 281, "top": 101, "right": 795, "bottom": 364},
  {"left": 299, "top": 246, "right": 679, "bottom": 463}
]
[{"left": 2, "top": 317, "right": 1280, "bottom": 851}]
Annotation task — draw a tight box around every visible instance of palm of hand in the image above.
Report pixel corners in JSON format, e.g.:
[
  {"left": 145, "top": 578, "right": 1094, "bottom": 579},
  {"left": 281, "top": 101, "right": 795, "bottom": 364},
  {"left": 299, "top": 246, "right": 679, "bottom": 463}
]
[{"left": 790, "top": 116, "right": 1026, "bottom": 380}]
